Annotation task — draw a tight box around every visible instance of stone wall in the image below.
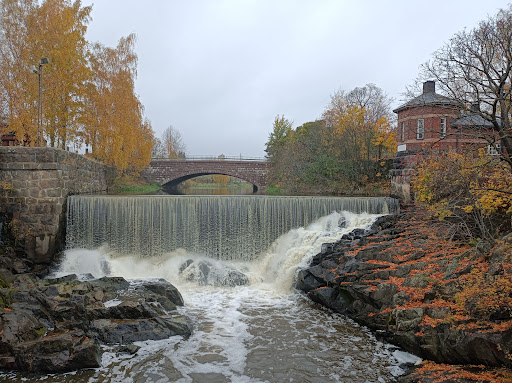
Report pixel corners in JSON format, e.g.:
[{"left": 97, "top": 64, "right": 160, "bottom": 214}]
[
  {"left": 390, "top": 150, "right": 421, "bottom": 203},
  {"left": 0, "top": 147, "right": 111, "bottom": 265}
]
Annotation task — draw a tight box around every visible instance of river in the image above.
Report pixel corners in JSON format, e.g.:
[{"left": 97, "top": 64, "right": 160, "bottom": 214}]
[{"left": 4, "top": 195, "right": 419, "bottom": 382}]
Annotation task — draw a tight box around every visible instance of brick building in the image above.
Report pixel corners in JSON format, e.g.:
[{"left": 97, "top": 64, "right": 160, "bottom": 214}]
[
  {"left": 393, "top": 80, "right": 498, "bottom": 154},
  {"left": 390, "top": 81, "right": 500, "bottom": 201}
]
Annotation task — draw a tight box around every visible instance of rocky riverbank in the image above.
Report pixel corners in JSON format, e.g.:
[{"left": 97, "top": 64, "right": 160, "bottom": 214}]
[
  {"left": 0, "top": 247, "right": 192, "bottom": 373},
  {"left": 296, "top": 206, "right": 512, "bottom": 382}
]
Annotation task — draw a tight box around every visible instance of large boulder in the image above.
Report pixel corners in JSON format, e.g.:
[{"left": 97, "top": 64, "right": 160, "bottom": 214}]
[
  {"left": 0, "top": 274, "right": 192, "bottom": 373},
  {"left": 13, "top": 331, "right": 101, "bottom": 373},
  {"left": 179, "top": 259, "right": 249, "bottom": 287}
]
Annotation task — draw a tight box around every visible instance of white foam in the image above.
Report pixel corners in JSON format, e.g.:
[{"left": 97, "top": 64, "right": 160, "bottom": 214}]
[
  {"left": 393, "top": 349, "right": 423, "bottom": 365},
  {"left": 103, "top": 299, "right": 122, "bottom": 308}
]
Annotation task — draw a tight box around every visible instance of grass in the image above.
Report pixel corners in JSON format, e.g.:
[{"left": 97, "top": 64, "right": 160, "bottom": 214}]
[{"left": 109, "top": 174, "right": 162, "bottom": 195}]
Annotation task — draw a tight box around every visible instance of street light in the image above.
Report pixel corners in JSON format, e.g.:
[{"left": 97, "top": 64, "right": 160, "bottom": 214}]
[{"left": 33, "top": 57, "right": 49, "bottom": 146}]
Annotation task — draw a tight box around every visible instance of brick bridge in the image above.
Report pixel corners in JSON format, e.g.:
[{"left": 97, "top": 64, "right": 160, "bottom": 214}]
[{"left": 142, "top": 157, "right": 269, "bottom": 193}]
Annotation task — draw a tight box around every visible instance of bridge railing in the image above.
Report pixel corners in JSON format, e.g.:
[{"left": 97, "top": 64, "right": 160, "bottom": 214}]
[{"left": 151, "top": 155, "right": 267, "bottom": 162}]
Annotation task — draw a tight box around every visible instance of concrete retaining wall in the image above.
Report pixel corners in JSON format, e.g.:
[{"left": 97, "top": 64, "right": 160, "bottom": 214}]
[{"left": 0, "top": 147, "right": 111, "bottom": 265}]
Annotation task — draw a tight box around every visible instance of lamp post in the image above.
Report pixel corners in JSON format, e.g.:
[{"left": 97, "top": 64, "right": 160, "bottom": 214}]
[{"left": 34, "top": 58, "right": 49, "bottom": 147}]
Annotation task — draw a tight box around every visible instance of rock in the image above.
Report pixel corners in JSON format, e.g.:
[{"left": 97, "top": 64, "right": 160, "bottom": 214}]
[
  {"left": 321, "top": 243, "right": 335, "bottom": 254},
  {"left": 296, "top": 208, "right": 512, "bottom": 371},
  {"left": 294, "top": 269, "right": 324, "bottom": 292},
  {"left": 476, "top": 240, "right": 492, "bottom": 255},
  {"left": 0, "top": 268, "right": 15, "bottom": 285},
  {"left": 370, "top": 283, "right": 397, "bottom": 308},
  {"left": 93, "top": 276, "right": 131, "bottom": 290},
  {"left": 425, "top": 307, "right": 450, "bottom": 320},
  {"left": 180, "top": 259, "right": 249, "bottom": 287},
  {"left": 89, "top": 314, "right": 192, "bottom": 344},
  {"left": 502, "top": 232, "right": 512, "bottom": 244},
  {"left": 0, "top": 272, "right": 193, "bottom": 373},
  {"left": 307, "top": 287, "right": 349, "bottom": 314},
  {"left": 13, "top": 331, "right": 101, "bottom": 373},
  {"left": 116, "top": 344, "right": 140, "bottom": 355},
  {"left": 307, "top": 264, "right": 336, "bottom": 283},
  {"left": 396, "top": 308, "right": 424, "bottom": 332},
  {"left": 403, "top": 273, "right": 430, "bottom": 288},
  {"left": 392, "top": 292, "right": 409, "bottom": 307},
  {"left": 355, "top": 244, "right": 390, "bottom": 261},
  {"left": 179, "top": 259, "right": 194, "bottom": 273},
  {"left": 142, "top": 279, "right": 184, "bottom": 306}
]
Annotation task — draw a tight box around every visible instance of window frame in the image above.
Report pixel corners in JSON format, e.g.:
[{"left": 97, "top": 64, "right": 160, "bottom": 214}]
[
  {"left": 417, "top": 119, "right": 424, "bottom": 140},
  {"left": 440, "top": 118, "right": 446, "bottom": 137},
  {"left": 401, "top": 122, "right": 405, "bottom": 142},
  {"left": 487, "top": 142, "right": 501, "bottom": 156}
]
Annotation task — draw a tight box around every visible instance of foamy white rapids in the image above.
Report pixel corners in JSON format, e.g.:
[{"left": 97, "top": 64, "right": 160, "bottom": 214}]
[
  {"left": 56, "top": 211, "right": 372, "bottom": 291},
  {"left": 36, "top": 211, "right": 420, "bottom": 383}
]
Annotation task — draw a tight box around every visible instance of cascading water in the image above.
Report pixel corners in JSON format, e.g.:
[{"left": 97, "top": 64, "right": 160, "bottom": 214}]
[
  {"left": 66, "top": 195, "right": 398, "bottom": 259},
  {"left": 26, "top": 195, "right": 418, "bottom": 382}
]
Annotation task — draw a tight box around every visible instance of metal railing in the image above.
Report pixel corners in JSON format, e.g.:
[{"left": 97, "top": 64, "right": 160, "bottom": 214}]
[{"left": 151, "top": 155, "right": 266, "bottom": 162}]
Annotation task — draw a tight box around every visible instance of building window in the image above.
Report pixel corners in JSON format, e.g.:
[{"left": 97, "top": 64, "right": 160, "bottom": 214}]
[
  {"left": 417, "top": 119, "right": 424, "bottom": 140},
  {"left": 401, "top": 122, "right": 405, "bottom": 142},
  {"left": 440, "top": 118, "right": 446, "bottom": 137},
  {"left": 487, "top": 143, "right": 501, "bottom": 156}
]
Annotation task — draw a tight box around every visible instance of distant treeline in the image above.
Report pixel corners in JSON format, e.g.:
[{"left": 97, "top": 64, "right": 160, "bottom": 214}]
[{"left": 265, "top": 84, "right": 396, "bottom": 195}]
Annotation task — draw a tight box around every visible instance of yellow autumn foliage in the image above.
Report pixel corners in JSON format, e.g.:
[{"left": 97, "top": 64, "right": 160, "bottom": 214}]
[
  {"left": 0, "top": 0, "right": 154, "bottom": 173},
  {"left": 414, "top": 150, "right": 512, "bottom": 239}
]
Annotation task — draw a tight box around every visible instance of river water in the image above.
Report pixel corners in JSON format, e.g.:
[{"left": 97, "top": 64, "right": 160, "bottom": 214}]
[{"left": 4, "top": 196, "right": 419, "bottom": 382}]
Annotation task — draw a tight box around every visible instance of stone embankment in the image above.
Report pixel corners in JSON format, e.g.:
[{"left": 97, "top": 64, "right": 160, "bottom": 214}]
[
  {"left": 296, "top": 207, "right": 512, "bottom": 382},
  {"left": 0, "top": 253, "right": 191, "bottom": 373},
  {"left": 0, "top": 147, "right": 112, "bottom": 268}
]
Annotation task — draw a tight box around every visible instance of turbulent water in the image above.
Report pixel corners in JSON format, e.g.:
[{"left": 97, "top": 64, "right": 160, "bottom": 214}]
[{"left": 6, "top": 196, "right": 419, "bottom": 382}]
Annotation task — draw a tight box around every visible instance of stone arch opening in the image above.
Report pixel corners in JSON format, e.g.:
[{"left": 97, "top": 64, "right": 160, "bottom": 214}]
[{"left": 162, "top": 172, "right": 259, "bottom": 194}]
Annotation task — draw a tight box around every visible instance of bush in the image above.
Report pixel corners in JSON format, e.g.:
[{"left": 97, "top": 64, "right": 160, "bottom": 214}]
[{"left": 413, "top": 150, "right": 512, "bottom": 241}]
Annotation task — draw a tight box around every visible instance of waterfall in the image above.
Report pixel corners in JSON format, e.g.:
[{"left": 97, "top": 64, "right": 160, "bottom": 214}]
[{"left": 66, "top": 195, "right": 398, "bottom": 260}]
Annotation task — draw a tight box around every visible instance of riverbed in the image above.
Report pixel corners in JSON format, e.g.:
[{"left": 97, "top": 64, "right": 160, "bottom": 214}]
[{"left": 2, "top": 196, "right": 417, "bottom": 382}]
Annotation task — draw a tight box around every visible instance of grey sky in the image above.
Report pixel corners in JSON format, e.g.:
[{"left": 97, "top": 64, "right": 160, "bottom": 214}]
[{"left": 82, "top": 0, "right": 509, "bottom": 157}]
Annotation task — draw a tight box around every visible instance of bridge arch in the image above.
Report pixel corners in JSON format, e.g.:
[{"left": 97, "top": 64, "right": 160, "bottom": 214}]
[
  {"left": 142, "top": 159, "right": 268, "bottom": 194},
  {"left": 161, "top": 172, "right": 260, "bottom": 193}
]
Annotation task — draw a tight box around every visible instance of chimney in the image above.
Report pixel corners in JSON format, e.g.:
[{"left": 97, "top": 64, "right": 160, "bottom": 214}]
[
  {"left": 470, "top": 102, "right": 480, "bottom": 113},
  {"left": 423, "top": 81, "right": 435, "bottom": 94}
]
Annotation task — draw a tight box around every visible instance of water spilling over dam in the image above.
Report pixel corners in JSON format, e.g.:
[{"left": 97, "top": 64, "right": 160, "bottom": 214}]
[{"left": 66, "top": 195, "right": 398, "bottom": 259}]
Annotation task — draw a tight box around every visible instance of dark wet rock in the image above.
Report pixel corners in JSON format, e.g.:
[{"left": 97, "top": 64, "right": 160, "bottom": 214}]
[
  {"left": 115, "top": 343, "right": 141, "bottom": 355},
  {"left": 142, "top": 278, "right": 184, "bottom": 306},
  {"left": 89, "top": 314, "right": 192, "bottom": 344},
  {"left": 321, "top": 243, "right": 335, "bottom": 254},
  {"left": 0, "top": 273, "right": 192, "bottom": 373},
  {"left": 179, "top": 259, "right": 249, "bottom": 287},
  {"left": 295, "top": 268, "right": 325, "bottom": 293},
  {"left": 13, "top": 331, "right": 101, "bottom": 373},
  {"left": 308, "top": 287, "right": 349, "bottom": 314}
]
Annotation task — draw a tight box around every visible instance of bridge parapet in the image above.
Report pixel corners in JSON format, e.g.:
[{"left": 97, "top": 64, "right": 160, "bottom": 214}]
[{"left": 152, "top": 155, "right": 266, "bottom": 162}]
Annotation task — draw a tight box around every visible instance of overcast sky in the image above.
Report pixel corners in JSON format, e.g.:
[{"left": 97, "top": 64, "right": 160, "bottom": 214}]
[{"left": 81, "top": 0, "right": 509, "bottom": 157}]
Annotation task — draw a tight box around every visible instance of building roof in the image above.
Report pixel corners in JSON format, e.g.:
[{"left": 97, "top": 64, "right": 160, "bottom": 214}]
[
  {"left": 451, "top": 114, "right": 497, "bottom": 128},
  {"left": 393, "top": 81, "right": 459, "bottom": 113}
]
